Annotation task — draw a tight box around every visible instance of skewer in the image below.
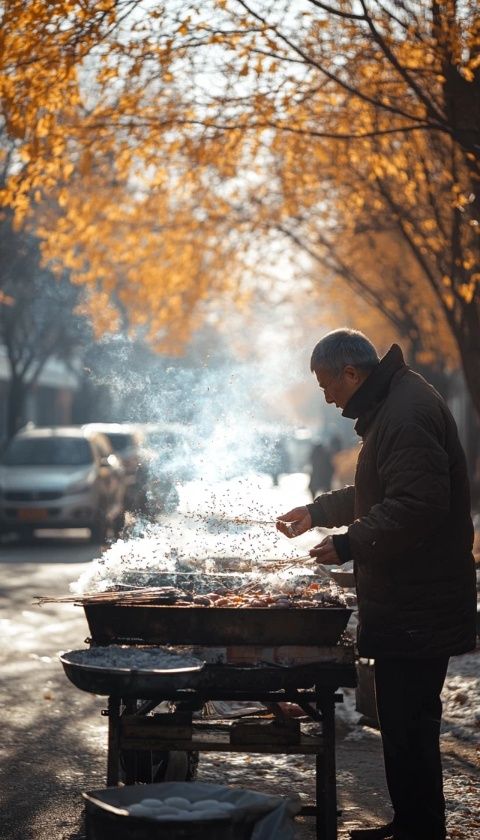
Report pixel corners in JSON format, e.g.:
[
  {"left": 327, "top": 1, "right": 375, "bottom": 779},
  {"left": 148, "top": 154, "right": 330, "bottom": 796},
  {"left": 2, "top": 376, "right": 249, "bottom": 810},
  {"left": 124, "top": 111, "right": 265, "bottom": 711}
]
[
  {"left": 261, "top": 554, "right": 313, "bottom": 565},
  {"left": 34, "top": 553, "right": 344, "bottom": 607},
  {"left": 178, "top": 512, "right": 275, "bottom": 527},
  {"left": 33, "top": 587, "right": 180, "bottom": 606}
]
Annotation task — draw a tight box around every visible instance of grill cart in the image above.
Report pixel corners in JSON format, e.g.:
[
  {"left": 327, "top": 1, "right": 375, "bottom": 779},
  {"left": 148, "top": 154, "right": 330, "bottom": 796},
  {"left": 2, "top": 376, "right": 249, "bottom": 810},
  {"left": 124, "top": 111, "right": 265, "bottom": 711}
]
[{"left": 60, "top": 590, "right": 356, "bottom": 840}]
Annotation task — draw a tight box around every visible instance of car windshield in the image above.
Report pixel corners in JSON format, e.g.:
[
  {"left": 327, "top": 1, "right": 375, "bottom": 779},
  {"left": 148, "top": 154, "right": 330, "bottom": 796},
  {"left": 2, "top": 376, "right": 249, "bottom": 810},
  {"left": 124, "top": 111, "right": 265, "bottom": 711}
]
[
  {"left": 103, "top": 433, "right": 135, "bottom": 452},
  {"left": 1, "top": 437, "right": 93, "bottom": 466}
]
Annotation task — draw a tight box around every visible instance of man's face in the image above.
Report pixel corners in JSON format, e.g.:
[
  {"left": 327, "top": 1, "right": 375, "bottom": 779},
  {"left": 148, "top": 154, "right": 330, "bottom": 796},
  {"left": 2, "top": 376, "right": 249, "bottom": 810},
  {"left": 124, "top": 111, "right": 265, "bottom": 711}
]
[{"left": 314, "top": 365, "right": 367, "bottom": 410}]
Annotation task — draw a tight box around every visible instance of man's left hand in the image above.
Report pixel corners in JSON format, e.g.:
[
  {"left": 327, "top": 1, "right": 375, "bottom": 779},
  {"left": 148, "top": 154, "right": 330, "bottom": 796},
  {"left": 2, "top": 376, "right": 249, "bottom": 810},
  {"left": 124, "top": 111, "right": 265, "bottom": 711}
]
[{"left": 309, "top": 535, "right": 339, "bottom": 565}]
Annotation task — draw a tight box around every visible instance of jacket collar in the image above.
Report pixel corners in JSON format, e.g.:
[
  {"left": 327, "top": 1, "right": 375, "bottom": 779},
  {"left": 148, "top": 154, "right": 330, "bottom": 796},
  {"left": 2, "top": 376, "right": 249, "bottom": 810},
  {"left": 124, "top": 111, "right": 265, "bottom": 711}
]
[{"left": 342, "top": 344, "right": 407, "bottom": 428}]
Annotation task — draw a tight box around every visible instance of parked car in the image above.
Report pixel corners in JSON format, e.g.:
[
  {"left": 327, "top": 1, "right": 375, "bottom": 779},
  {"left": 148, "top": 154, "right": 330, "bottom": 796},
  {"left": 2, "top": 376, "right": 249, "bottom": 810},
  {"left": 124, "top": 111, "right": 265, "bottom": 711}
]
[
  {"left": 0, "top": 427, "right": 126, "bottom": 542},
  {"left": 81, "top": 423, "right": 148, "bottom": 512}
]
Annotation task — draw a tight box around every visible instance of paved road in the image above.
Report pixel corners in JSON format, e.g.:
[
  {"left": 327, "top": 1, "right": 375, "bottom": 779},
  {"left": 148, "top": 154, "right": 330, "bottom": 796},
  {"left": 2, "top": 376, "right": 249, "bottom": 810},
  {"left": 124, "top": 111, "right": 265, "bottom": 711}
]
[{"left": 0, "top": 532, "right": 108, "bottom": 840}]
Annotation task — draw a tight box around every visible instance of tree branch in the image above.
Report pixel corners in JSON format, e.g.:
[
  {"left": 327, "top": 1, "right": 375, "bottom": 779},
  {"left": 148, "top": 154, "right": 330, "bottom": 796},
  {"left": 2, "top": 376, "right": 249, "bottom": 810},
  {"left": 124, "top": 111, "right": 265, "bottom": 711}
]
[
  {"left": 233, "top": 0, "right": 438, "bottom": 126},
  {"left": 358, "top": 0, "right": 446, "bottom": 124},
  {"left": 306, "top": 0, "right": 366, "bottom": 20},
  {"left": 276, "top": 220, "right": 415, "bottom": 334}
]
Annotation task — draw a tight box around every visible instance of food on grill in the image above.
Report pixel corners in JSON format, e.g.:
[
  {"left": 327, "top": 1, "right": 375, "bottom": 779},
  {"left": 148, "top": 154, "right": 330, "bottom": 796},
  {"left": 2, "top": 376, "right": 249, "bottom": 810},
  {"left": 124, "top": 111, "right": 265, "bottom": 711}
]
[
  {"left": 184, "top": 583, "right": 343, "bottom": 609},
  {"left": 70, "top": 577, "right": 344, "bottom": 609}
]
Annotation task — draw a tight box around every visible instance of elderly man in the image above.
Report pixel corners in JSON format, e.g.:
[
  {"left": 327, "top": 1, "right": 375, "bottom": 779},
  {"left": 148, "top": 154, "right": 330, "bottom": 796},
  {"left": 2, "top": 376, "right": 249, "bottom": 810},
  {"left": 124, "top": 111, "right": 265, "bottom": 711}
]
[{"left": 277, "top": 329, "right": 476, "bottom": 840}]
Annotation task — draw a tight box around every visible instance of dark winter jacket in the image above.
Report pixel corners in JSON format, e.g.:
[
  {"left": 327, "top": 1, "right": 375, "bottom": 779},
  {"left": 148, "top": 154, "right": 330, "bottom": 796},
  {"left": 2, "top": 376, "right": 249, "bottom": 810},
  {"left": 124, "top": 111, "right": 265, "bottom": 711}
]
[{"left": 307, "top": 345, "right": 477, "bottom": 659}]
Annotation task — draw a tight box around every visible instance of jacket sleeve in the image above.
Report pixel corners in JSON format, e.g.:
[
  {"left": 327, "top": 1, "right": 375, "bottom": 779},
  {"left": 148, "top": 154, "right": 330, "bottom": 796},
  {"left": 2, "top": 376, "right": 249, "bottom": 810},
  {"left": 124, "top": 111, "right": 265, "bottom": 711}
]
[
  {"left": 306, "top": 485, "right": 355, "bottom": 527},
  {"left": 348, "top": 421, "right": 450, "bottom": 564}
]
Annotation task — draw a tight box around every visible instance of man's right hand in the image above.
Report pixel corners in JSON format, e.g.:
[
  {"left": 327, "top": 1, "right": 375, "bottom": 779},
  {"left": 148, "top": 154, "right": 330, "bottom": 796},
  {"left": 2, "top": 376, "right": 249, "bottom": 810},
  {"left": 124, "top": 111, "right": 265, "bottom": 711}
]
[{"left": 276, "top": 506, "right": 312, "bottom": 538}]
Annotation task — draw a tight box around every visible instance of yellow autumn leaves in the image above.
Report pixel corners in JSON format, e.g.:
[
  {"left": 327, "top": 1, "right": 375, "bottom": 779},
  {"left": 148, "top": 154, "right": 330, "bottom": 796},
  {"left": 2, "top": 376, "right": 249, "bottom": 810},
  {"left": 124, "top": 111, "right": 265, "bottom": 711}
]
[{"left": 0, "top": 1, "right": 478, "bottom": 380}]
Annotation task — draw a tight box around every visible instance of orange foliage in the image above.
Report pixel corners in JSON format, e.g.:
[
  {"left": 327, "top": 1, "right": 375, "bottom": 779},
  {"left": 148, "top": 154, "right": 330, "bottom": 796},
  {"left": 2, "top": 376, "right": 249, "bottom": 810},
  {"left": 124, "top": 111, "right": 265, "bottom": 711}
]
[{"left": 0, "top": 1, "right": 478, "bottom": 385}]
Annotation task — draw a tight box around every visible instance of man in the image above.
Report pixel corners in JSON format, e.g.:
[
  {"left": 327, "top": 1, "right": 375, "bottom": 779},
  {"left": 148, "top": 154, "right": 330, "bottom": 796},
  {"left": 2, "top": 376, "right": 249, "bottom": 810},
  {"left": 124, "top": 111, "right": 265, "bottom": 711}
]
[{"left": 277, "top": 329, "right": 476, "bottom": 840}]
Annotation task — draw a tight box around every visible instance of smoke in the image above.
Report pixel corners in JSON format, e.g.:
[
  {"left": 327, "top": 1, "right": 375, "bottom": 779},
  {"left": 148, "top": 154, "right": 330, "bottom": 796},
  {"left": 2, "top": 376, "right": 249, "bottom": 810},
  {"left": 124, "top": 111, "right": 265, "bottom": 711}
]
[
  {"left": 70, "top": 305, "right": 330, "bottom": 594},
  {"left": 81, "top": 312, "right": 311, "bottom": 488}
]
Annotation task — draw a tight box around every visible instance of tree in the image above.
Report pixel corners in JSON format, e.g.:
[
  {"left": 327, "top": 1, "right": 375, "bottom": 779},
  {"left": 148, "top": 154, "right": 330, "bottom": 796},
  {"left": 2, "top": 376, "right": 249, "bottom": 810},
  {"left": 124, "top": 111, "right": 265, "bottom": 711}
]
[
  {"left": 1, "top": 1, "right": 249, "bottom": 352},
  {"left": 1, "top": 1, "right": 479, "bottom": 411},
  {"left": 167, "top": 0, "right": 480, "bottom": 409},
  {"left": 0, "top": 210, "right": 89, "bottom": 438}
]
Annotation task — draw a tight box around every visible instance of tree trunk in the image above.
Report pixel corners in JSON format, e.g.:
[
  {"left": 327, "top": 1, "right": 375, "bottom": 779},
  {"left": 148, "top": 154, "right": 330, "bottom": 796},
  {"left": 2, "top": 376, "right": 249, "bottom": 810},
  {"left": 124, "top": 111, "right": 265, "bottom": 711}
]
[
  {"left": 451, "top": 304, "right": 480, "bottom": 502},
  {"left": 455, "top": 305, "right": 480, "bottom": 422},
  {"left": 6, "top": 375, "right": 29, "bottom": 440},
  {"left": 464, "top": 395, "right": 480, "bottom": 506}
]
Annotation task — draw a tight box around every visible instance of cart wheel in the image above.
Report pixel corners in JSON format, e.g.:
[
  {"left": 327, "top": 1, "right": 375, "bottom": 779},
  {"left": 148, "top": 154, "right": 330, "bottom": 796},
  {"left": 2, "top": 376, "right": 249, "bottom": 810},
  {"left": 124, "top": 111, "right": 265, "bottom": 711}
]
[
  {"left": 186, "top": 750, "right": 199, "bottom": 780},
  {"left": 118, "top": 749, "right": 198, "bottom": 784},
  {"left": 152, "top": 750, "right": 199, "bottom": 782},
  {"left": 120, "top": 748, "right": 154, "bottom": 784}
]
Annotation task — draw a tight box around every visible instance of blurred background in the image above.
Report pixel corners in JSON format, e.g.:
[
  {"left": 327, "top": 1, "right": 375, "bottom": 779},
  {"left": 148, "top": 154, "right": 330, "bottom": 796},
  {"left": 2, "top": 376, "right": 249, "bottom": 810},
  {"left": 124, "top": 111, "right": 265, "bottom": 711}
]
[{"left": 1, "top": 0, "right": 479, "bottom": 525}]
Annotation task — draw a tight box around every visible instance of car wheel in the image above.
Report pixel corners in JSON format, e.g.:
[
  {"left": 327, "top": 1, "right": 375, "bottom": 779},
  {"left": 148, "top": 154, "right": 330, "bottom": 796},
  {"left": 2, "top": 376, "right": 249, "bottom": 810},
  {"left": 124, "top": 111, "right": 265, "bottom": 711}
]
[{"left": 90, "top": 514, "right": 108, "bottom": 544}]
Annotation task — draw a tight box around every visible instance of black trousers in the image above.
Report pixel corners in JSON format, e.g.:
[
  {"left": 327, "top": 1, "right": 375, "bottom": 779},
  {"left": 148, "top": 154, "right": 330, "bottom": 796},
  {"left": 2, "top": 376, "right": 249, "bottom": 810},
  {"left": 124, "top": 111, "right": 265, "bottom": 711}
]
[{"left": 374, "top": 656, "right": 450, "bottom": 840}]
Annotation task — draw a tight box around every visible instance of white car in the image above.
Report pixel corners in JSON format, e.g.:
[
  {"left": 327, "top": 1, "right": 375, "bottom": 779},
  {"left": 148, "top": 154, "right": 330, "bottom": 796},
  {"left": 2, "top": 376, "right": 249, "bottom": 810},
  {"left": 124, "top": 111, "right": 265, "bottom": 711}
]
[
  {"left": 0, "top": 427, "right": 126, "bottom": 542},
  {"left": 82, "top": 423, "right": 148, "bottom": 511}
]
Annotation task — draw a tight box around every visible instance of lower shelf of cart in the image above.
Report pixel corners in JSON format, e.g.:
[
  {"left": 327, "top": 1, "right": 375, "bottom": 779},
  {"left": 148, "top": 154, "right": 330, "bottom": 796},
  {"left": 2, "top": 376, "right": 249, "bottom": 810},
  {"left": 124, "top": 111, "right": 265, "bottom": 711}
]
[{"left": 120, "top": 730, "right": 324, "bottom": 754}]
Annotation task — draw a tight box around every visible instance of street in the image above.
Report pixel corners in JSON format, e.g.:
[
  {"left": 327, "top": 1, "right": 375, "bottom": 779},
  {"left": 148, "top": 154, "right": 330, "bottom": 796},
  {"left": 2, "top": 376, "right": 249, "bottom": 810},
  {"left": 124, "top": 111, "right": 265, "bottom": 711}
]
[{"left": 0, "top": 533, "right": 109, "bottom": 840}]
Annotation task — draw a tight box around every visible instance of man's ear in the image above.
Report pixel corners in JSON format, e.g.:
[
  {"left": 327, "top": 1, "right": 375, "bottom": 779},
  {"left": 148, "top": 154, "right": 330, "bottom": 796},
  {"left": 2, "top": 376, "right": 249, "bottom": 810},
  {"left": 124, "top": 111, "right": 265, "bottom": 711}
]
[{"left": 343, "top": 365, "right": 360, "bottom": 383}]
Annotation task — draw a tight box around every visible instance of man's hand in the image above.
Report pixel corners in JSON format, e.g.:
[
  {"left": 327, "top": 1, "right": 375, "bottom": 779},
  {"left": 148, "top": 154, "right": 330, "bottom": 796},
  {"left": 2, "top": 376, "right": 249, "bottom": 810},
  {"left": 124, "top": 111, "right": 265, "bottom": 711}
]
[
  {"left": 276, "top": 506, "right": 312, "bottom": 538},
  {"left": 309, "top": 535, "right": 339, "bottom": 566}
]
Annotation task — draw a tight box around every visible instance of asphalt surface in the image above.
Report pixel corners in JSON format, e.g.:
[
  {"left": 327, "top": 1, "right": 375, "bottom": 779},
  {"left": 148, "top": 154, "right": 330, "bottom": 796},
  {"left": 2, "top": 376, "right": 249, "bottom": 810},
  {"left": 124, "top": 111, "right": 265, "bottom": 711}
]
[{"left": 0, "top": 532, "right": 108, "bottom": 840}]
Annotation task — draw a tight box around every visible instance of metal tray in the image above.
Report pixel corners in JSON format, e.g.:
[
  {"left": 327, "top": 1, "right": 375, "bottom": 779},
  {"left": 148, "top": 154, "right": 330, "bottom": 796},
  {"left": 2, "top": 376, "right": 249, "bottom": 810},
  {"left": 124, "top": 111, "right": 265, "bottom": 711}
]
[
  {"left": 61, "top": 651, "right": 356, "bottom": 697},
  {"left": 83, "top": 603, "right": 352, "bottom": 646},
  {"left": 83, "top": 781, "right": 285, "bottom": 840},
  {"left": 60, "top": 649, "right": 206, "bottom": 697}
]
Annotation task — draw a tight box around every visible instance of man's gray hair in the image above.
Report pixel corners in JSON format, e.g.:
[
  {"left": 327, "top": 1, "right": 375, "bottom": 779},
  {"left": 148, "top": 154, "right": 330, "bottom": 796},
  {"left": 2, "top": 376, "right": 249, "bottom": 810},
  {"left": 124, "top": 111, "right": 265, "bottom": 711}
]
[{"left": 310, "top": 329, "right": 380, "bottom": 375}]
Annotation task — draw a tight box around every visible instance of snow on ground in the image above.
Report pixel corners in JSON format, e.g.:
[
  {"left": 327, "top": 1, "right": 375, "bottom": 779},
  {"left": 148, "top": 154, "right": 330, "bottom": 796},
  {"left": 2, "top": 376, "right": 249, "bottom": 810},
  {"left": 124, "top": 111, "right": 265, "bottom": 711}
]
[
  {"left": 441, "top": 648, "right": 480, "bottom": 742},
  {"left": 336, "top": 649, "right": 480, "bottom": 746}
]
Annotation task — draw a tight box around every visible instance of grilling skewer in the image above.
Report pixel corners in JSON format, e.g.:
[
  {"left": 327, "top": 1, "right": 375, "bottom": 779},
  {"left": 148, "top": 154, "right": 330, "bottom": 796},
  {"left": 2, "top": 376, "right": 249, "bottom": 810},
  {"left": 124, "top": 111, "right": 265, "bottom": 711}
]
[
  {"left": 34, "top": 551, "right": 344, "bottom": 606},
  {"left": 179, "top": 512, "right": 275, "bottom": 527},
  {"left": 34, "top": 587, "right": 182, "bottom": 606},
  {"left": 34, "top": 560, "right": 343, "bottom": 606}
]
